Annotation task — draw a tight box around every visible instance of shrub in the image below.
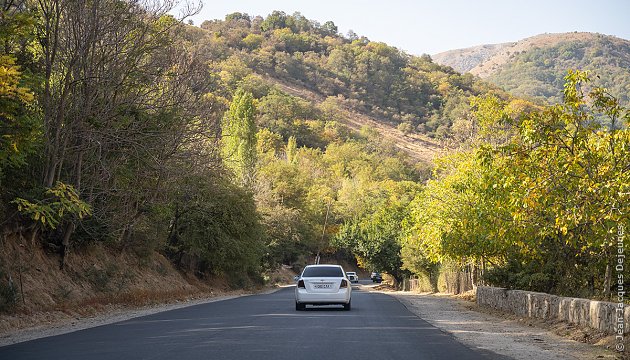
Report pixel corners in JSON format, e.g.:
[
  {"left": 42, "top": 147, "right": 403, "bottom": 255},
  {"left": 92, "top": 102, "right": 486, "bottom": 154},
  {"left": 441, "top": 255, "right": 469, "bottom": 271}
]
[{"left": 0, "top": 271, "right": 19, "bottom": 312}]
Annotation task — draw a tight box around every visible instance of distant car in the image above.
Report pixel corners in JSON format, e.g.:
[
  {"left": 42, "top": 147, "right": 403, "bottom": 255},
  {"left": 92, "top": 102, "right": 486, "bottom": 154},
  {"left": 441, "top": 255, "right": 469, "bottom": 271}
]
[
  {"left": 346, "top": 271, "right": 359, "bottom": 283},
  {"left": 295, "top": 264, "right": 352, "bottom": 311},
  {"left": 371, "top": 272, "right": 382, "bottom": 283}
]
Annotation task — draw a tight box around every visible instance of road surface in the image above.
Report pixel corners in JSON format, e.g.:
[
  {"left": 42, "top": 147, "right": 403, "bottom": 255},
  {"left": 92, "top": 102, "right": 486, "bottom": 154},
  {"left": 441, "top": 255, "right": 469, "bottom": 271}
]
[{"left": 1, "top": 285, "right": 506, "bottom": 359}]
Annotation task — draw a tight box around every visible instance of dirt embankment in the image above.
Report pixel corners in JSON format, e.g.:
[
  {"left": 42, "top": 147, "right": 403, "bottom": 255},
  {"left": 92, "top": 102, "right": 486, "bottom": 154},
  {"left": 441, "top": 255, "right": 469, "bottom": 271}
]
[{"left": 0, "top": 235, "right": 294, "bottom": 343}]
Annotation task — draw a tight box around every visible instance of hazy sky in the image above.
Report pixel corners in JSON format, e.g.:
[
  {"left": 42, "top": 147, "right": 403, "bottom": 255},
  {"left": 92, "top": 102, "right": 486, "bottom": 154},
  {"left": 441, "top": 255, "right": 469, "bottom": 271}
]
[{"left": 185, "top": 0, "right": 630, "bottom": 55}]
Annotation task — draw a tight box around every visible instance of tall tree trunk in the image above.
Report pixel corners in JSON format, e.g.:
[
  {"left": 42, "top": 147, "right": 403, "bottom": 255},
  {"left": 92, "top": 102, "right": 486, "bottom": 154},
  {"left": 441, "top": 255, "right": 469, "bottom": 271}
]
[
  {"left": 454, "top": 269, "right": 461, "bottom": 294},
  {"left": 481, "top": 257, "right": 486, "bottom": 286},
  {"left": 602, "top": 261, "right": 611, "bottom": 300},
  {"left": 429, "top": 266, "right": 439, "bottom": 293},
  {"left": 59, "top": 222, "right": 75, "bottom": 269}
]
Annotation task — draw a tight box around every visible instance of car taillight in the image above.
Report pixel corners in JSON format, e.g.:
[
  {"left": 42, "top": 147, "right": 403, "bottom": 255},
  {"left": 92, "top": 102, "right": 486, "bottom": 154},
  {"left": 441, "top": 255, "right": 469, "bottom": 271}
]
[
  {"left": 298, "top": 280, "right": 305, "bottom": 288},
  {"left": 340, "top": 279, "right": 348, "bottom": 288}
]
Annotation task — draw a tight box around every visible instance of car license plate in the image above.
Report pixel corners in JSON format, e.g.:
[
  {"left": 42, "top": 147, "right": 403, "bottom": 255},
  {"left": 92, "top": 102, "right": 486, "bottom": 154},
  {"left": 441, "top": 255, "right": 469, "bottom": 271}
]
[{"left": 314, "top": 284, "right": 332, "bottom": 289}]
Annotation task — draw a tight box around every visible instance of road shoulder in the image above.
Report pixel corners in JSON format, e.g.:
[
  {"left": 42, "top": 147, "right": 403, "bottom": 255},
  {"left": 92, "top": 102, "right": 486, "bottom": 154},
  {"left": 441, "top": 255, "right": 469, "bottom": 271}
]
[{"left": 386, "top": 291, "right": 618, "bottom": 360}]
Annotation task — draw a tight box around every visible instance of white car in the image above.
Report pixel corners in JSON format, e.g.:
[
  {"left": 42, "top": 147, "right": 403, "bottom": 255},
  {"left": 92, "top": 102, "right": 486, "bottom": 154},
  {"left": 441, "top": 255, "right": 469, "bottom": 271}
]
[
  {"left": 295, "top": 265, "right": 352, "bottom": 311},
  {"left": 346, "top": 271, "right": 359, "bottom": 283}
]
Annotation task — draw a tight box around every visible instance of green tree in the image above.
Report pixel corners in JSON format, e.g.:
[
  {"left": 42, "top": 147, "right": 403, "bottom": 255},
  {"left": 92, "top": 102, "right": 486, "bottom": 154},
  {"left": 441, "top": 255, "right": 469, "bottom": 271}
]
[
  {"left": 321, "top": 21, "right": 338, "bottom": 36},
  {"left": 225, "top": 12, "right": 251, "bottom": 23},
  {"left": 0, "top": 55, "right": 37, "bottom": 180},
  {"left": 260, "top": 10, "right": 288, "bottom": 32},
  {"left": 336, "top": 205, "right": 407, "bottom": 284},
  {"left": 23, "top": 0, "right": 209, "bottom": 265},
  {"left": 285, "top": 136, "right": 297, "bottom": 163},
  {"left": 165, "top": 174, "right": 264, "bottom": 284},
  {"left": 402, "top": 71, "right": 629, "bottom": 298},
  {"left": 222, "top": 89, "right": 258, "bottom": 186},
  {"left": 488, "top": 70, "right": 630, "bottom": 296},
  {"left": 335, "top": 181, "right": 420, "bottom": 285},
  {"left": 0, "top": 2, "right": 39, "bottom": 185},
  {"left": 242, "top": 33, "right": 264, "bottom": 50}
]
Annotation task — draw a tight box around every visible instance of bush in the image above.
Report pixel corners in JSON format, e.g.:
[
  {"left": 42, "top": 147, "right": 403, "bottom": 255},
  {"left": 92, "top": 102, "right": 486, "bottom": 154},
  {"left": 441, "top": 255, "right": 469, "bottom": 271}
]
[
  {"left": 0, "top": 271, "right": 19, "bottom": 312},
  {"left": 397, "top": 122, "right": 414, "bottom": 135},
  {"left": 484, "top": 258, "right": 557, "bottom": 293}
]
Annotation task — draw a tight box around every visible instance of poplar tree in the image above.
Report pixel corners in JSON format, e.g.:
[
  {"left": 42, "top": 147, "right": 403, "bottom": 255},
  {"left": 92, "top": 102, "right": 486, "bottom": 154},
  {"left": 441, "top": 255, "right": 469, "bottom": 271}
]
[
  {"left": 285, "top": 136, "right": 297, "bottom": 163},
  {"left": 222, "top": 89, "right": 258, "bottom": 186}
]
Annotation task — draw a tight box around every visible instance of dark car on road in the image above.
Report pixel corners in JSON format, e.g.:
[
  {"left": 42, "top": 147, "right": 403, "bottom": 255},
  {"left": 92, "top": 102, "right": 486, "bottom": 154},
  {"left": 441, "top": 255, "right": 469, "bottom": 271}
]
[{"left": 371, "top": 272, "right": 382, "bottom": 283}]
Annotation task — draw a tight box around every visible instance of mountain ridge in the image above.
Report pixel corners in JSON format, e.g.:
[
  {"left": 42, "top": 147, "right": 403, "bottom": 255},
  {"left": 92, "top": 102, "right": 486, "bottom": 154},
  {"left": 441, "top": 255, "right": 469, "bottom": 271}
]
[{"left": 432, "top": 32, "right": 630, "bottom": 105}]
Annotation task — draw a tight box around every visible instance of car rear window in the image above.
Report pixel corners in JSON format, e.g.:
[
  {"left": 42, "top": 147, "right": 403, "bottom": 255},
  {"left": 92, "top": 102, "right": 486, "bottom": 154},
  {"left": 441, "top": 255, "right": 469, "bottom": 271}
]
[{"left": 302, "top": 266, "right": 344, "bottom": 277}]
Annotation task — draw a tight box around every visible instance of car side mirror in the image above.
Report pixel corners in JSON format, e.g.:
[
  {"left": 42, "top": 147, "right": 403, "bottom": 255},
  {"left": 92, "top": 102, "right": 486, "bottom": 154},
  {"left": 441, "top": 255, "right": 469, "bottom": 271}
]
[{"left": 294, "top": 275, "right": 300, "bottom": 282}]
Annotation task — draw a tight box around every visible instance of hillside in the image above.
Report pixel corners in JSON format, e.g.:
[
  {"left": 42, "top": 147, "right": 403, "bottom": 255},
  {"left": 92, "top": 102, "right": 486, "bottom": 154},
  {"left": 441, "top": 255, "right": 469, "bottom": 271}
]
[
  {"left": 432, "top": 42, "right": 513, "bottom": 73},
  {"left": 269, "top": 77, "right": 442, "bottom": 163},
  {"left": 433, "top": 32, "right": 630, "bottom": 105},
  {"left": 196, "top": 11, "right": 507, "bottom": 140}
]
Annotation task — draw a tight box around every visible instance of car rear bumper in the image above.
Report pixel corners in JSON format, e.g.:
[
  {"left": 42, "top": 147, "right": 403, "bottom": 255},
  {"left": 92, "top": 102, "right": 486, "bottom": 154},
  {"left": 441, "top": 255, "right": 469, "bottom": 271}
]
[{"left": 295, "top": 289, "right": 351, "bottom": 304}]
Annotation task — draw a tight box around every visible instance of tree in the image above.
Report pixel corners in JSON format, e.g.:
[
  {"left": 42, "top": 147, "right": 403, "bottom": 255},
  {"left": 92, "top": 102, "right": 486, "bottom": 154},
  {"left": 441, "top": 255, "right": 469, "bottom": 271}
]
[
  {"left": 165, "top": 173, "right": 264, "bottom": 283},
  {"left": 285, "top": 136, "right": 297, "bottom": 163},
  {"left": 336, "top": 204, "right": 408, "bottom": 284},
  {"left": 489, "top": 70, "right": 630, "bottom": 296},
  {"left": 256, "top": 128, "right": 283, "bottom": 157},
  {"left": 260, "top": 10, "right": 288, "bottom": 32},
  {"left": 0, "top": 1, "right": 39, "bottom": 187},
  {"left": 0, "top": 53, "right": 37, "bottom": 181},
  {"left": 321, "top": 21, "right": 338, "bottom": 36},
  {"left": 14, "top": 0, "right": 211, "bottom": 265},
  {"left": 242, "top": 33, "right": 264, "bottom": 50},
  {"left": 334, "top": 181, "right": 420, "bottom": 285},
  {"left": 402, "top": 71, "right": 630, "bottom": 297},
  {"left": 397, "top": 122, "right": 414, "bottom": 135},
  {"left": 225, "top": 12, "right": 250, "bottom": 23},
  {"left": 221, "top": 89, "right": 258, "bottom": 186}
]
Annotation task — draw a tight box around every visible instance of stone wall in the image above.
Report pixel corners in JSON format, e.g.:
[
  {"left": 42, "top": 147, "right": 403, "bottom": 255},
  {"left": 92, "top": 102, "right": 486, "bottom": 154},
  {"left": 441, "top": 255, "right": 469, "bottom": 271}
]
[{"left": 476, "top": 286, "right": 629, "bottom": 334}]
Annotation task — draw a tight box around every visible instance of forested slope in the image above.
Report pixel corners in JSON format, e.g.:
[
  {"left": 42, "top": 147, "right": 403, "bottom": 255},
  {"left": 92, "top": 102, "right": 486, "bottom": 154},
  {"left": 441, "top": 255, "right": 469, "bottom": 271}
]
[
  {"left": 195, "top": 11, "right": 507, "bottom": 139},
  {"left": 1, "top": 4, "right": 628, "bottom": 316},
  {"left": 433, "top": 32, "right": 630, "bottom": 107}
]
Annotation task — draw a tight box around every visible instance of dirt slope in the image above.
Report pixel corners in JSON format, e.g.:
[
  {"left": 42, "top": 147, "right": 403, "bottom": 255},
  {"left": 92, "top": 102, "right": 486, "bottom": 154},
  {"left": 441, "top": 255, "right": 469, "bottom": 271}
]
[{"left": 432, "top": 42, "right": 513, "bottom": 73}]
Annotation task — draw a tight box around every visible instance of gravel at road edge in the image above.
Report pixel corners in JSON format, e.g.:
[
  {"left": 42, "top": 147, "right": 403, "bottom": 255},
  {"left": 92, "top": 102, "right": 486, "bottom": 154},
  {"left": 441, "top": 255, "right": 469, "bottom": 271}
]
[{"left": 389, "top": 291, "right": 618, "bottom": 360}]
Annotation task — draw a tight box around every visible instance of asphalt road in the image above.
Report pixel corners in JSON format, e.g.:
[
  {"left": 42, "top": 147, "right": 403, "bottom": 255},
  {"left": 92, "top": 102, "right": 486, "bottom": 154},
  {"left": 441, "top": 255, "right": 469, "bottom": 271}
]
[{"left": 1, "top": 285, "right": 505, "bottom": 360}]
